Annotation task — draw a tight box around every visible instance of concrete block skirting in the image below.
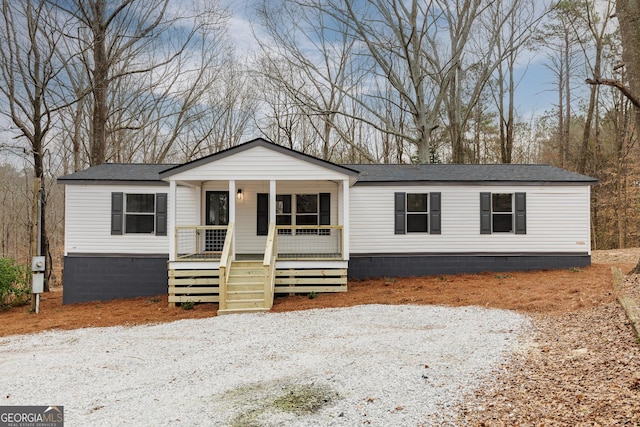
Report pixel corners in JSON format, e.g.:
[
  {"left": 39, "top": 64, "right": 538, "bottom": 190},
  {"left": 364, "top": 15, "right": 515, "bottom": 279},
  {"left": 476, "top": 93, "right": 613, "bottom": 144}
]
[
  {"left": 63, "top": 255, "right": 169, "bottom": 304},
  {"left": 63, "top": 253, "right": 592, "bottom": 303},
  {"left": 347, "top": 253, "right": 592, "bottom": 280}
]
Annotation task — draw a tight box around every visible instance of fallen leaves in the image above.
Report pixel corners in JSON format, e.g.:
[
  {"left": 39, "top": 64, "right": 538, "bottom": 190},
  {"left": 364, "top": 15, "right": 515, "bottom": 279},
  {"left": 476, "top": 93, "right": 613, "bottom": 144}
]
[{"left": 453, "top": 302, "right": 640, "bottom": 425}]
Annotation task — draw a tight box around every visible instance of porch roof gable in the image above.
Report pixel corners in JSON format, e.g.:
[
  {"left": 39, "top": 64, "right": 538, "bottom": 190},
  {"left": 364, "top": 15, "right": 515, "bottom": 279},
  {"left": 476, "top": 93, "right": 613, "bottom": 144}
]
[{"left": 159, "top": 138, "right": 360, "bottom": 180}]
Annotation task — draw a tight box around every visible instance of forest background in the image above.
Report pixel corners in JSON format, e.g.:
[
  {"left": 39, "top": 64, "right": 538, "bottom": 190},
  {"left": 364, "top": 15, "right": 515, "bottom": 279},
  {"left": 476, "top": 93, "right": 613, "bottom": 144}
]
[{"left": 0, "top": 0, "right": 639, "bottom": 287}]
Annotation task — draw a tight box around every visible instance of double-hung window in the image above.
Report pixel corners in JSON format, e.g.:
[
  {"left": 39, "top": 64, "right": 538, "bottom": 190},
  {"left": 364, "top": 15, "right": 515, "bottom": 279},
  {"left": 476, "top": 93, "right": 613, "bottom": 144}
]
[
  {"left": 406, "top": 193, "right": 429, "bottom": 232},
  {"left": 125, "top": 194, "right": 156, "bottom": 234},
  {"left": 111, "top": 192, "right": 167, "bottom": 236},
  {"left": 491, "top": 193, "right": 513, "bottom": 232},
  {"left": 257, "top": 193, "right": 331, "bottom": 236},
  {"left": 394, "top": 192, "right": 441, "bottom": 234},
  {"left": 295, "top": 194, "right": 319, "bottom": 232},
  {"left": 480, "top": 192, "right": 526, "bottom": 234}
]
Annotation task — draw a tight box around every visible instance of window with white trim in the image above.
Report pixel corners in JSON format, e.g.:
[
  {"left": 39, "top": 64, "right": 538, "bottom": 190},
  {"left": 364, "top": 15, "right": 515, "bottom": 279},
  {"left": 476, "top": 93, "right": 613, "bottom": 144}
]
[
  {"left": 491, "top": 193, "right": 513, "bottom": 233},
  {"left": 406, "top": 193, "right": 429, "bottom": 233},
  {"left": 125, "top": 193, "right": 156, "bottom": 234}
]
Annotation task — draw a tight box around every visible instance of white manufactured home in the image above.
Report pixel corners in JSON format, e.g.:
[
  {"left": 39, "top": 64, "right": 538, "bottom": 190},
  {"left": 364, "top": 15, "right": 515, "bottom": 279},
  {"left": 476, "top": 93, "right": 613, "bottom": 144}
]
[{"left": 58, "top": 138, "right": 596, "bottom": 312}]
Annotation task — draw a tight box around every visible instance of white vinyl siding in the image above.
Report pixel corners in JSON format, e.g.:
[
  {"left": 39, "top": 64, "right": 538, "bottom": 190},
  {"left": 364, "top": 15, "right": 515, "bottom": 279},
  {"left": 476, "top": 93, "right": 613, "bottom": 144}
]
[
  {"left": 168, "top": 146, "right": 352, "bottom": 182},
  {"left": 349, "top": 184, "right": 591, "bottom": 254},
  {"left": 64, "top": 184, "right": 196, "bottom": 255}
]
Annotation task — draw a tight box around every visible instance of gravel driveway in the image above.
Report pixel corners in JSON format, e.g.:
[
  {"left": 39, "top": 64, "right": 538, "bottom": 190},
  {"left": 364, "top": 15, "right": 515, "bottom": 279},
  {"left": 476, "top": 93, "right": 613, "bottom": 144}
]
[{"left": 1, "top": 304, "right": 529, "bottom": 426}]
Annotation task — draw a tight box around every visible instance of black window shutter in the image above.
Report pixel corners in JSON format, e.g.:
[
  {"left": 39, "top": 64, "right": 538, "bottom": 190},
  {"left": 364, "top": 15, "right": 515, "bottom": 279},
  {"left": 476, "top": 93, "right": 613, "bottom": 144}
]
[
  {"left": 319, "top": 193, "right": 330, "bottom": 235},
  {"left": 257, "top": 193, "right": 269, "bottom": 236},
  {"left": 319, "top": 193, "right": 330, "bottom": 225},
  {"left": 480, "top": 192, "right": 491, "bottom": 234},
  {"left": 111, "top": 192, "right": 123, "bottom": 235},
  {"left": 515, "top": 192, "right": 526, "bottom": 234},
  {"left": 155, "top": 193, "right": 167, "bottom": 236},
  {"left": 394, "top": 192, "right": 406, "bottom": 235},
  {"left": 429, "top": 192, "right": 441, "bottom": 234}
]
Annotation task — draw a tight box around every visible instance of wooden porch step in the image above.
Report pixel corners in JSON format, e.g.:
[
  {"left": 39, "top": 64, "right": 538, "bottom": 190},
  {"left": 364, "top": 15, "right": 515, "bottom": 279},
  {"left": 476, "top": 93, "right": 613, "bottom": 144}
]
[
  {"left": 226, "top": 284, "right": 263, "bottom": 291},
  {"left": 225, "top": 298, "right": 267, "bottom": 310},
  {"left": 231, "top": 260, "right": 263, "bottom": 267},
  {"left": 227, "top": 276, "right": 264, "bottom": 285},
  {"left": 218, "top": 306, "right": 270, "bottom": 315},
  {"left": 227, "top": 290, "right": 264, "bottom": 300}
]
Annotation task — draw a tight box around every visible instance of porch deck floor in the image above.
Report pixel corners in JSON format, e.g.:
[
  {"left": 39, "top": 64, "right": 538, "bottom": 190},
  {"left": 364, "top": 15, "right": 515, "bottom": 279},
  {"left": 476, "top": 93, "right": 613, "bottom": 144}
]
[{"left": 175, "top": 253, "right": 342, "bottom": 261}]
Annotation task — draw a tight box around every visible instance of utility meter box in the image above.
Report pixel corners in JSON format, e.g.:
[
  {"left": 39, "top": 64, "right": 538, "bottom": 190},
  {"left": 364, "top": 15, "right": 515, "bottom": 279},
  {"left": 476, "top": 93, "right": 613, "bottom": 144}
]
[
  {"left": 32, "top": 256, "right": 45, "bottom": 272},
  {"left": 32, "top": 273, "right": 44, "bottom": 294}
]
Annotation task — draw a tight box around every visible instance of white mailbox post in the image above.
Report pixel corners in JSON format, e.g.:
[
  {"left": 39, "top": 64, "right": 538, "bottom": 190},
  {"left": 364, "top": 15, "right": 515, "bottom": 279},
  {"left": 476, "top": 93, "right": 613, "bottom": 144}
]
[{"left": 31, "top": 256, "right": 45, "bottom": 313}]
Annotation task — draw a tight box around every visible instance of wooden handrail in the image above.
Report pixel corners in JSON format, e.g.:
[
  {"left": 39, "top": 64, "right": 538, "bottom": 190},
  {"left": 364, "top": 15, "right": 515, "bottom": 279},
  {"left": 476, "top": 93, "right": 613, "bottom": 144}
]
[
  {"left": 219, "top": 222, "right": 235, "bottom": 269},
  {"left": 263, "top": 223, "right": 277, "bottom": 309},
  {"left": 263, "top": 222, "right": 276, "bottom": 267},
  {"left": 218, "top": 222, "right": 234, "bottom": 311},
  {"left": 274, "top": 225, "right": 343, "bottom": 230}
]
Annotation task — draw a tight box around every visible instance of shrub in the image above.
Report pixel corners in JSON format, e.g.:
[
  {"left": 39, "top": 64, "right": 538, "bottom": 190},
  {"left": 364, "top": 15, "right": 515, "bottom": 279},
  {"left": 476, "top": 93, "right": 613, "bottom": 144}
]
[
  {"left": 0, "top": 258, "right": 31, "bottom": 310},
  {"left": 181, "top": 301, "right": 195, "bottom": 310}
]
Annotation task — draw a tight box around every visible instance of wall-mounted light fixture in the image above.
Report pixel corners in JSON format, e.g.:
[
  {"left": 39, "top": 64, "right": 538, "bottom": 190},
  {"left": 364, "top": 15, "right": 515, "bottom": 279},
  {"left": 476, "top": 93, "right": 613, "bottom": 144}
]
[{"left": 237, "top": 188, "right": 243, "bottom": 201}]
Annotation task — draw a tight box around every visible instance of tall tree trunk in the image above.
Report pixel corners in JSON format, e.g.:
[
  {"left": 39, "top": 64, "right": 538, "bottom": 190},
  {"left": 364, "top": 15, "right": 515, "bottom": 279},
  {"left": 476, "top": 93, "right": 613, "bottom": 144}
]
[
  {"left": 563, "top": 29, "right": 571, "bottom": 168},
  {"left": 90, "top": 0, "right": 107, "bottom": 166},
  {"left": 616, "top": 0, "right": 640, "bottom": 272},
  {"left": 558, "top": 63, "right": 565, "bottom": 167},
  {"left": 616, "top": 0, "right": 640, "bottom": 133}
]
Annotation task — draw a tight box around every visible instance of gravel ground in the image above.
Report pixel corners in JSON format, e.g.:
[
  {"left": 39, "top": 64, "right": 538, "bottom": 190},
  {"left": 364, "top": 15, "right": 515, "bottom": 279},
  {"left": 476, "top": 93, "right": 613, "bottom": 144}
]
[{"left": 1, "top": 304, "right": 529, "bottom": 426}]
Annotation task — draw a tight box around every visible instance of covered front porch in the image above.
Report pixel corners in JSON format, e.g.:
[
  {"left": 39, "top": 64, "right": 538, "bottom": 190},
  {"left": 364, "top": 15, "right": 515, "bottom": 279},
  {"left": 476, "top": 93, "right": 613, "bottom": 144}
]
[
  {"left": 164, "top": 178, "right": 350, "bottom": 313},
  {"left": 158, "top": 139, "right": 358, "bottom": 313}
]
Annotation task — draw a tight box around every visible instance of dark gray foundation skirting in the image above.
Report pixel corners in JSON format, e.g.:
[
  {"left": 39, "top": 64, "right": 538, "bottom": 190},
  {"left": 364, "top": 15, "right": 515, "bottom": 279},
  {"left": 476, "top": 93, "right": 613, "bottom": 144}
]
[
  {"left": 63, "top": 254, "right": 168, "bottom": 304},
  {"left": 63, "top": 253, "right": 592, "bottom": 303},
  {"left": 347, "top": 253, "right": 591, "bottom": 280}
]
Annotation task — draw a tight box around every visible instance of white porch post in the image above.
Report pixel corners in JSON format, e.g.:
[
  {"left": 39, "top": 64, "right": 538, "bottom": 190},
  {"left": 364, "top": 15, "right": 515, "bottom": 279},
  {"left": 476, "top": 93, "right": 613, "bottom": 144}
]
[
  {"left": 341, "top": 179, "right": 350, "bottom": 260},
  {"left": 269, "top": 180, "right": 276, "bottom": 225},
  {"left": 169, "top": 180, "right": 177, "bottom": 262},
  {"left": 229, "top": 180, "right": 236, "bottom": 259},
  {"left": 195, "top": 185, "right": 202, "bottom": 225}
]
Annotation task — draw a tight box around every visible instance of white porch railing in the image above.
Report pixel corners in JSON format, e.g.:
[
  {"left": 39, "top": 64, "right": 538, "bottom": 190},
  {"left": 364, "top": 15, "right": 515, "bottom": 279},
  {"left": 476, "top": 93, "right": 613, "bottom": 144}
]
[
  {"left": 174, "top": 224, "right": 344, "bottom": 261},
  {"left": 175, "top": 225, "right": 228, "bottom": 260},
  {"left": 275, "top": 225, "right": 343, "bottom": 260}
]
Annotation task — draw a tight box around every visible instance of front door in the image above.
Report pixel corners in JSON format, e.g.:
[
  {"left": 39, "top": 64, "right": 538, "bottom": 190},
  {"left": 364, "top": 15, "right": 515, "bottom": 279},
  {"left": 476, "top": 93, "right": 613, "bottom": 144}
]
[{"left": 205, "top": 191, "right": 228, "bottom": 252}]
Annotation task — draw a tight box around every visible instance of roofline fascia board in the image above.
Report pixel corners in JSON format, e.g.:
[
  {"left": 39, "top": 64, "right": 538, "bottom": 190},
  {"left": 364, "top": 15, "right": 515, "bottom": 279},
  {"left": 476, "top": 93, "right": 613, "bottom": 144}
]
[
  {"left": 57, "top": 179, "right": 168, "bottom": 186},
  {"left": 352, "top": 180, "right": 597, "bottom": 186}
]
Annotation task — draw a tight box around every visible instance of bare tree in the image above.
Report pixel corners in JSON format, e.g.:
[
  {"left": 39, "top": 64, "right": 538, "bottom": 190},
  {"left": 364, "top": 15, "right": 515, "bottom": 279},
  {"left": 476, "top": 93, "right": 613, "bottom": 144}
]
[
  {"left": 53, "top": 0, "right": 221, "bottom": 166},
  {"left": 255, "top": 0, "right": 377, "bottom": 162},
  {"left": 489, "top": 0, "right": 543, "bottom": 164},
  {"left": 571, "top": 0, "right": 616, "bottom": 173},
  {"left": 0, "top": 0, "right": 69, "bottom": 288},
  {"left": 539, "top": 2, "right": 583, "bottom": 168}
]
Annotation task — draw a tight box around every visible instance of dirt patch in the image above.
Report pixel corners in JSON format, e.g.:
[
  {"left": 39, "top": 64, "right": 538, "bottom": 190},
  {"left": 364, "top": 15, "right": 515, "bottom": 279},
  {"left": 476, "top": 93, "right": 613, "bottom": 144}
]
[{"left": 0, "top": 263, "right": 616, "bottom": 337}]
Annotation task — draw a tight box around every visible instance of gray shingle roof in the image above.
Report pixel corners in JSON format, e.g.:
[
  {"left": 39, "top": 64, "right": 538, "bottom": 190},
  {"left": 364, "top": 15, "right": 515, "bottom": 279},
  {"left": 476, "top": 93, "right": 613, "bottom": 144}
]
[
  {"left": 342, "top": 164, "right": 597, "bottom": 184},
  {"left": 58, "top": 163, "right": 178, "bottom": 183},
  {"left": 58, "top": 161, "right": 596, "bottom": 185}
]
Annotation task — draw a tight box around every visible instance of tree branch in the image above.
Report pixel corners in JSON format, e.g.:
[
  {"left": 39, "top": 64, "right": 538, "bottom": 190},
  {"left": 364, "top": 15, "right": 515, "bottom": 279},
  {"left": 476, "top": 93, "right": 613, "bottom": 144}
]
[{"left": 586, "top": 77, "right": 640, "bottom": 109}]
